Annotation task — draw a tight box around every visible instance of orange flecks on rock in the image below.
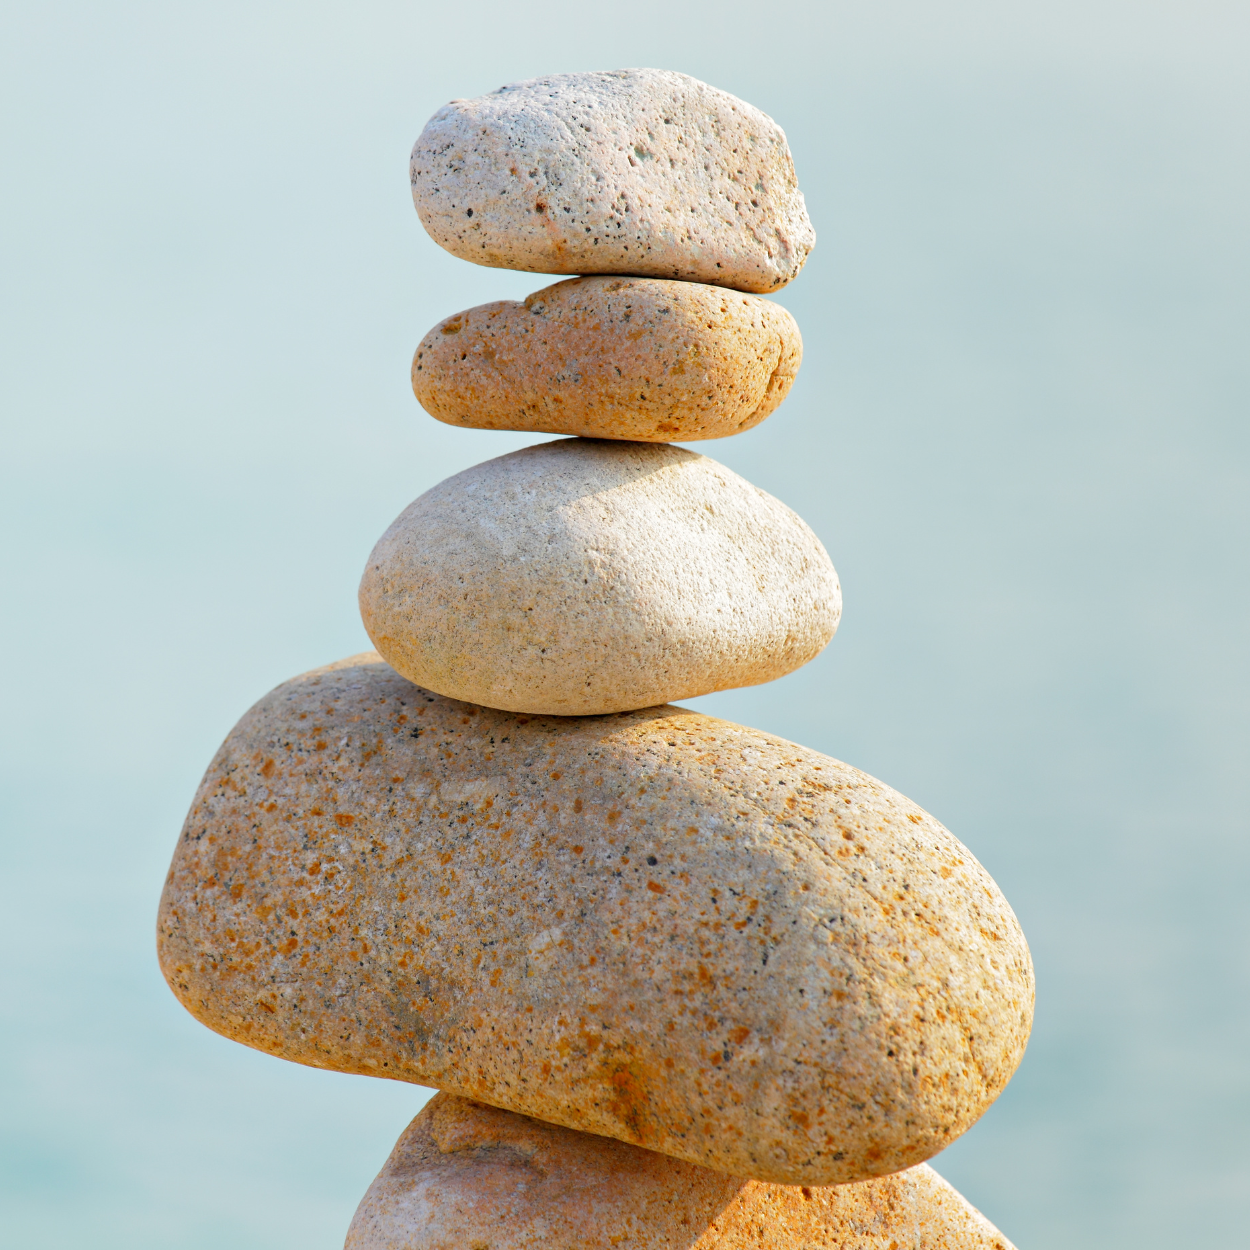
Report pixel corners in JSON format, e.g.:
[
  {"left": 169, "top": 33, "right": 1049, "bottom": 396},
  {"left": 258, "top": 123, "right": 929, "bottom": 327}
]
[{"left": 156, "top": 653, "right": 1033, "bottom": 1188}]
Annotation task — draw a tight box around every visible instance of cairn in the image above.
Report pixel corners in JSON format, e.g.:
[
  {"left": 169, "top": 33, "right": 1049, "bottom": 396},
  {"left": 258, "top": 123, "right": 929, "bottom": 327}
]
[{"left": 158, "top": 69, "right": 1031, "bottom": 1248}]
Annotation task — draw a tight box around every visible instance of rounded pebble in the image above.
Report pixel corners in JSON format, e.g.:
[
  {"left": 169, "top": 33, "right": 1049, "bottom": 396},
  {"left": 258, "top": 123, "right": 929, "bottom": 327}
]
[
  {"left": 345, "top": 1094, "right": 1017, "bottom": 1250},
  {"left": 412, "top": 277, "right": 802, "bottom": 442},
  {"left": 359, "top": 438, "right": 840, "bottom": 715},
  {"left": 158, "top": 654, "right": 1035, "bottom": 1187},
  {"left": 410, "top": 69, "right": 815, "bottom": 293}
]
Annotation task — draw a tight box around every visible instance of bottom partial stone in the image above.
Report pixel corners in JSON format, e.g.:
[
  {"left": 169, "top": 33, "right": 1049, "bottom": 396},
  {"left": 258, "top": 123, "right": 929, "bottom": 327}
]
[{"left": 345, "top": 1093, "right": 1015, "bottom": 1250}]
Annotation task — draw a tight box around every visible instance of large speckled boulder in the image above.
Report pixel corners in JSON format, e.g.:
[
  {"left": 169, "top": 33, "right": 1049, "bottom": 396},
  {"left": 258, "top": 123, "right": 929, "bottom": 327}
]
[
  {"left": 412, "top": 277, "right": 802, "bottom": 442},
  {"left": 157, "top": 654, "right": 1034, "bottom": 1188},
  {"left": 346, "top": 1094, "right": 1017, "bottom": 1250},
  {"left": 410, "top": 70, "right": 815, "bottom": 293},
  {"left": 358, "top": 438, "right": 839, "bottom": 716}
]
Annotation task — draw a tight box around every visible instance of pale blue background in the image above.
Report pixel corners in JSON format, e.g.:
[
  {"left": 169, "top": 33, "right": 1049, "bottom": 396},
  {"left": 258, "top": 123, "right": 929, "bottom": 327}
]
[{"left": 2, "top": 2, "right": 1247, "bottom": 1246}]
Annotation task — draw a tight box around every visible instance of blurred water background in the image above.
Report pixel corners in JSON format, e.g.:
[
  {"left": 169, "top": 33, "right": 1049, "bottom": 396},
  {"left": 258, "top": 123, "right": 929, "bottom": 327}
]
[{"left": 2, "top": 2, "right": 1247, "bottom": 1245}]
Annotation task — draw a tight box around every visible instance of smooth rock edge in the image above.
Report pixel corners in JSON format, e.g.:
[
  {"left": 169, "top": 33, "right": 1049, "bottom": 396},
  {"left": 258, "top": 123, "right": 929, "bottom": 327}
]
[
  {"left": 358, "top": 438, "right": 840, "bottom": 716},
  {"left": 158, "top": 654, "right": 1034, "bottom": 1188},
  {"left": 410, "top": 69, "right": 815, "bottom": 294},
  {"left": 412, "top": 277, "right": 802, "bottom": 442},
  {"left": 344, "top": 1093, "right": 1017, "bottom": 1249}
]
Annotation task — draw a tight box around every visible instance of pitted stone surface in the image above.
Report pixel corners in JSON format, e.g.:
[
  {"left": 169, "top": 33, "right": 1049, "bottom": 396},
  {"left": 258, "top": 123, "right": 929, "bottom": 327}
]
[
  {"left": 412, "top": 277, "right": 802, "bottom": 442},
  {"left": 358, "top": 438, "right": 840, "bottom": 716},
  {"left": 157, "top": 654, "right": 1034, "bottom": 1187},
  {"left": 345, "top": 1094, "right": 1017, "bottom": 1250},
  {"left": 410, "top": 69, "right": 815, "bottom": 293}
]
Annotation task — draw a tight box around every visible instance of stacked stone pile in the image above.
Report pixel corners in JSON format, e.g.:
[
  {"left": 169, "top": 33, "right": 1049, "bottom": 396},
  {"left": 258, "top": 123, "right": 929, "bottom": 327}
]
[{"left": 157, "top": 69, "right": 1032, "bottom": 1248}]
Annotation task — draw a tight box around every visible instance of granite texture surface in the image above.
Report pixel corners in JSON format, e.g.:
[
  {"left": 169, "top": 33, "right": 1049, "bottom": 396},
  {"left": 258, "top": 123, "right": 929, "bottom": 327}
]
[
  {"left": 158, "top": 655, "right": 1034, "bottom": 1187},
  {"left": 358, "top": 438, "right": 840, "bottom": 716},
  {"left": 412, "top": 277, "right": 801, "bottom": 442},
  {"left": 410, "top": 69, "right": 814, "bottom": 293}
]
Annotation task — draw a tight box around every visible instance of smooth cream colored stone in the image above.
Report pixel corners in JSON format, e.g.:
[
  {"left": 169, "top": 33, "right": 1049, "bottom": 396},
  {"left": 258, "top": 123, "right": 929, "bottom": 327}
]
[
  {"left": 410, "top": 69, "right": 815, "bottom": 294},
  {"left": 412, "top": 277, "right": 802, "bottom": 442},
  {"left": 345, "top": 1094, "right": 1017, "bottom": 1250},
  {"left": 358, "top": 438, "right": 839, "bottom": 716},
  {"left": 157, "top": 654, "right": 1035, "bottom": 1188}
]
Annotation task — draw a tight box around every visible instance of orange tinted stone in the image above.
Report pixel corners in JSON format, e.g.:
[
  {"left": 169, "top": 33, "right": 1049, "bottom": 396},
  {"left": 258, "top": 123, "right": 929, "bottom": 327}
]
[
  {"left": 412, "top": 277, "right": 801, "bottom": 442},
  {"left": 346, "top": 1093, "right": 1017, "bottom": 1249},
  {"left": 157, "top": 654, "right": 1033, "bottom": 1187}
]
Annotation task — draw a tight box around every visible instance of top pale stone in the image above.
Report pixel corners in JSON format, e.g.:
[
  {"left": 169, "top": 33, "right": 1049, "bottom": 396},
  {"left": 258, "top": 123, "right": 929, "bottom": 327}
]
[
  {"left": 410, "top": 69, "right": 815, "bottom": 293},
  {"left": 346, "top": 1094, "right": 1018, "bottom": 1250}
]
